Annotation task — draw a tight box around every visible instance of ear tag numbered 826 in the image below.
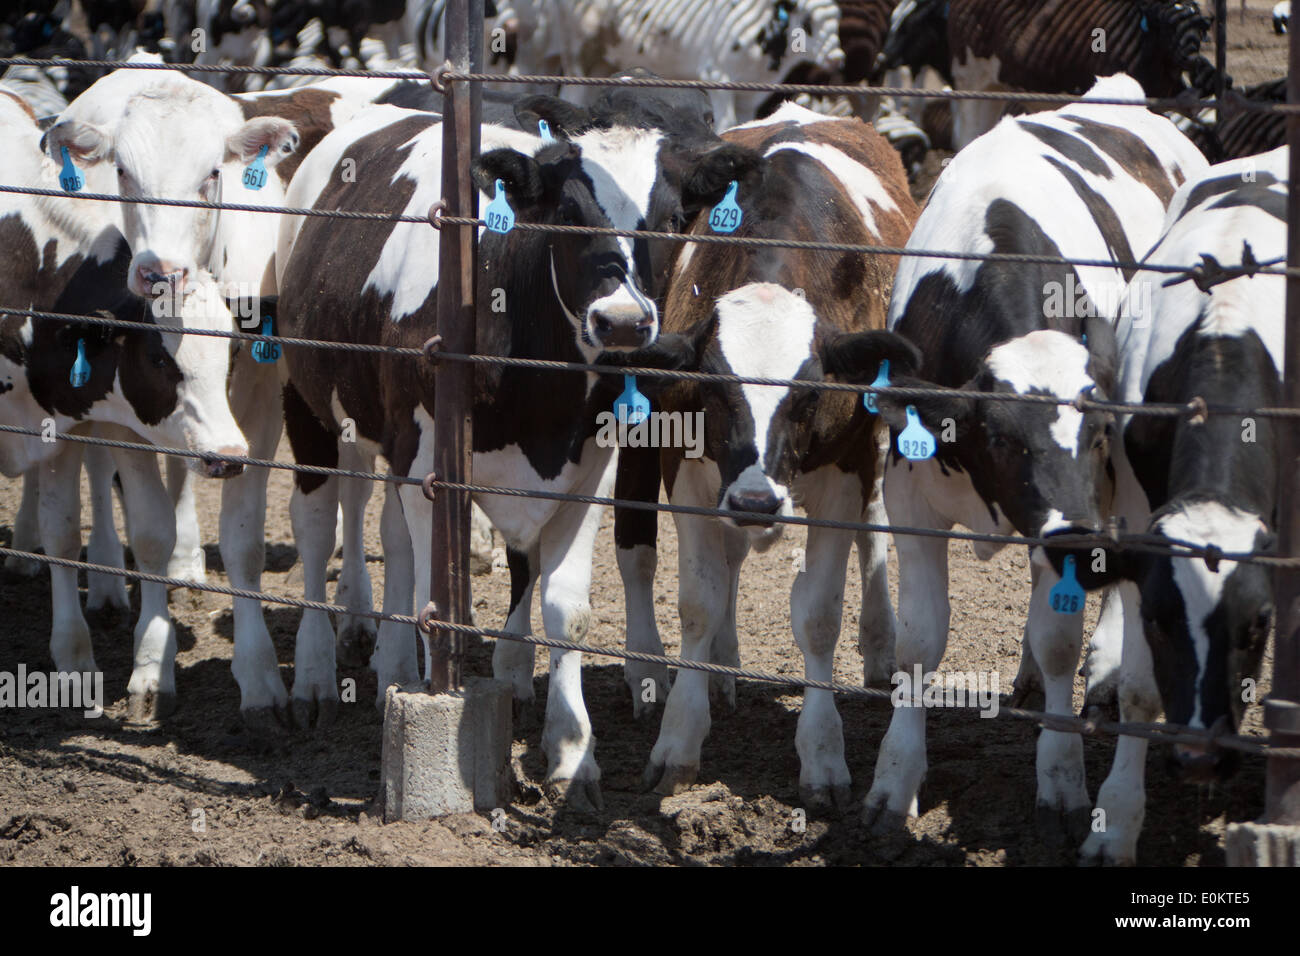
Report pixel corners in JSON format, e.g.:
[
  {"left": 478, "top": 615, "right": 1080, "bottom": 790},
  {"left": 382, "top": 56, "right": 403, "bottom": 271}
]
[
  {"left": 243, "top": 144, "right": 268, "bottom": 191},
  {"left": 59, "top": 147, "right": 84, "bottom": 193},
  {"left": 1049, "top": 554, "right": 1085, "bottom": 615},
  {"left": 251, "top": 315, "right": 280, "bottom": 363},
  {"left": 69, "top": 339, "right": 90, "bottom": 388},
  {"left": 709, "top": 181, "right": 742, "bottom": 234},
  {"left": 897, "top": 405, "right": 935, "bottom": 460},
  {"left": 485, "top": 179, "right": 515, "bottom": 234},
  {"left": 614, "top": 374, "right": 650, "bottom": 427},
  {"left": 864, "top": 359, "right": 890, "bottom": 414}
]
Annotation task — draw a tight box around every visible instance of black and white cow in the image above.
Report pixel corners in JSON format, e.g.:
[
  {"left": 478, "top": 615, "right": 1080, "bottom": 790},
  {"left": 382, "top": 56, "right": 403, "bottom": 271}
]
[
  {"left": 274, "top": 90, "right": 733, "bottom": 804},
  {"left": 0, "top": 90, "right": 248, "bottom": 719},
  {"left": 855, "top": 75, "right": 1207, "bottom": 842},
  {"left": 615, "top": 103, "right": 920, "bottom": 806},
  {"left": 1078, "top": 148, "right": 1285, "bottom": 865}
]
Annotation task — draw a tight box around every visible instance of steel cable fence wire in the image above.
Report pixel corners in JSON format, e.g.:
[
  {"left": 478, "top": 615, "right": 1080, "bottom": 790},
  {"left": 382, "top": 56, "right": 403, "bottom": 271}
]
[{"left": 0, "top": 541, "right": 1291, "bottom": 757}]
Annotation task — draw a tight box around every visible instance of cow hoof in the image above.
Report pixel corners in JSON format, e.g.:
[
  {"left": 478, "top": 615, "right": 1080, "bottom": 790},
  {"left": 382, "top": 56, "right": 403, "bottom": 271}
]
[
  {"left": 128, "top": 687, "right": 176, "bottom": 724},
  {"left": 292, "top": 694, "right": 338, "bottom": 730},
  {"left": 242, "top": 705, "right": 288, "bottom": 737},
  {"left": 336, "top": 623, "right": 376, "bottom": 670},
  {"left": 1082, "top": 679, "right": 1119, "bottom": 721},
  {"left": 86, "top": 581, "right": 130, "bottom": 614},
  {"left": 862, "top": 799, "right": 907, "bottom": 835},
  {"left": 709, "top": 674, "right": 737, "bottom": 710},
  {"left": 1078, "top": 836, "right": 1135, "bottom": 867},
  {"left": 3, "top": 552, "right": 42, "bottom": 577},
  {"left": 1035, "top": 802, "right": 1091, "bottom": 849},
  {"left": 1008, "top": 680, "right": 1044, "bottom": 711},
  {"left": 643, "top": 761, "right": 697, "bottom": 796},
  {"left": 801, "top": 783, "right": 853, "bottom": 814},
  {"left": 862, "top": 656, "right": 897, "bottom": 687},
  {"left": 546, "top": 776, "right": 604, "bottom": 813},
  {"left": 625, "top": 662, "right": 669, "bottom": 718}
]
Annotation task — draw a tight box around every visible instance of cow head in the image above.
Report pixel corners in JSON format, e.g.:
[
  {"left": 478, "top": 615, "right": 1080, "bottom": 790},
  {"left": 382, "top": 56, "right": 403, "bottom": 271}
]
[
  {"left": 640, "top": 283, "right": 920, "bottom": 549},
  {"left": 44, "top": 75, "right": 298, "bottom": 298},
  {"left": 873, "top": 317, "right": 1119, "bottom": 584}
]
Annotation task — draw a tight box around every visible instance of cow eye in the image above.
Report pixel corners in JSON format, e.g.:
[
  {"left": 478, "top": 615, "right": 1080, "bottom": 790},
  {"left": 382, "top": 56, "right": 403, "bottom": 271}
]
[{"left": 208, "top": 169, "right": 220, "bottom": 181}]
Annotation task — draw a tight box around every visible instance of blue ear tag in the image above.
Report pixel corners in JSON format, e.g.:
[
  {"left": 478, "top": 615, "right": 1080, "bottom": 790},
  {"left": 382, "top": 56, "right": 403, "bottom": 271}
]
[
  {"left": 897, "top": 405, "right": 935, "bottom": 460},
  {"left": 251, "top": 315, "right": 280, "bottom": 363},
  {"left": 778, "top": 7, "right": 789, "bottom": 22},
  {"left": 864, "top": 359, "right": 890, "bottom": 414},
  {"left": 242, "top": 144, "right": 268, "bottom": 191},
  {"left": 69, "top": 339, "right": 90, "bottom": 388},
  {"left": 538, "top": 119, "right": 555, "bottom": 143},
  {"left": 1140, "top": 14, "right": 1149, "bottom": 32},
  {"left": 708, "top": 181, "right": 742, "bottom": 234},
  {"left": 1049, "top": 554, "right": 1085, "bottom": 615},
  {"left": 485, "top": 178, "right": 515, "bottom": 234},
  {"left": 59, "top": 146, "right": 84, "bottom": 193},
  {"left": 614, "top": 374, "right": 650, "bottom": 427}
]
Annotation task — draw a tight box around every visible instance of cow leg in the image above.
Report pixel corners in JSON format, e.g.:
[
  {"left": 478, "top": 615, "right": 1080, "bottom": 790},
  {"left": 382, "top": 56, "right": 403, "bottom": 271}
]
[
  {"left": 39, "top": 440, "right": 96, "bottom": 675},
  {"left": 109, "top": 443, "right": 179, "bottom": 721},
  {"left": 164, "top": 453, "right": 206, "bottom": 583},
  {"left": 371, "top": 473, "right": 419, "bottom": 706},
  {"left": 223, "top": 363, "right": 288, "bottom": 729},
  {"left": 492, "top": 543, "right": 539, "bottom": 705},
  {"left": 792, "top": 468, "right": 860, "bottom": 811},
  {"left": 1079, "top": 581, "right": 1153, "bottom": 866},
  {"left": 4, "top": 472, "right": 42, "bottom": 576},
  {"left": 289, "top": 474, "right": 340, "bottom": 728},
  {"left": 858, "top": 453, "right": 897, "bottom": 684},
  {"left": 645, "top": 461, "right": 726, "bottom": 795},
  {"left": 709, "top": 523, "right": 747, "bottom": 709},
  {"left": 1026, "top": 560, "right": 1091, "bottom": 845},
  {"left": 615, "top": 441, "right": 667, "bottom": 718},
  {"left": 537, "top": 490, "right": 608, "bottom": 812},
  {"left": 333, "top": 442, "right": 377, "bottom": 668},
  {"left": 1010, "top": 622, "right": 1044, "bottom": 707},
  {"left": 864, "top": 465, "right": 949, "bottom": 831},
  {"left": 1082, "top": 585, "right": 1123, "bottom": 713},
  {"left": 84, "top": 445, "right": 129, "bottom": 612}
]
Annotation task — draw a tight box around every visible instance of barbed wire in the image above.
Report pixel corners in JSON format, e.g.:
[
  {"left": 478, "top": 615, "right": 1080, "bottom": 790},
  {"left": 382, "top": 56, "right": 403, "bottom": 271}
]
[{"left": 0, "top": 542, "right": 1293, "bottom": 758}]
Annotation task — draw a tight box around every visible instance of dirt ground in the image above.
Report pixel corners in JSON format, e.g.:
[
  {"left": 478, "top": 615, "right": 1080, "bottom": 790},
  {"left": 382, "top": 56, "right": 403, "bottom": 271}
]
[{"left": 0, "top": 8, "right": 1289, "bottom": 868}]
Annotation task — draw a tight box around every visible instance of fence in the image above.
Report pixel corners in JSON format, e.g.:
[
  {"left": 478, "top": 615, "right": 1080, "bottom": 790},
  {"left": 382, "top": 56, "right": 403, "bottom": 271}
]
[{"left": 1, "top": 0, "right": 1299, "bottom": 817}]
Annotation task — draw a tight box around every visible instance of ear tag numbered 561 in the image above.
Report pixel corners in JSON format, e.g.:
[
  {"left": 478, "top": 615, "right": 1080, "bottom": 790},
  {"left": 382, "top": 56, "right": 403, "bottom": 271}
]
[
  {"left": 69, "top": 339, "right": 90, "bottom": 387},
  {"left": 864, "top": 359, "right": 890, "bottom": 414},
  {"left": 243, "top": 144, "right": 268, "bottom": 191},
  {"left": 251, "top": 315, "right": 280, "bottom": 363},
  {"left": 897, "top": 405, "right": 935, "bottom": 460},
  {"left": 709, "top": 181, "right": 742, "bottom": 234},
  {"left": 59, "top": 147, "right": 84, "bottom": 193},
  {"left": 1049, "top": 554, "right": 1085, "bottom": 615},
  {"left": 614, "top": 374, "right": 650, "bottom": 427},
  {"left": 485, "top": 179, "right": 515, "bottom": 234}
]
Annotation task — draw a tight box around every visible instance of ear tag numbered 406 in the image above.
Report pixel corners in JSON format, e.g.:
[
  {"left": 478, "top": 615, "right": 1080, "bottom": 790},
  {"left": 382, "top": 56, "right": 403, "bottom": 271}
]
[
  {"left": 864, "top": 359, "right": 890, "bottom": 414},
  {"left": 69, "top": 339, "right": 90, "bottom": 387},
  {"left": 251, "top": 315, "right": 280, "bottom": 363},
  {"left": 59, "top": 147, "right": 84, "bottom": 193},
  {"left": 614, "top": 374, "right": 650, "bottom": 427},
  {"left": 709, "top": 181, "right": 742, "bottom": 234},
  {"left": 1049, "top": 554, "right": 1085, "bottom": 615},
  {"left": 242, "top": 144, "right": 268, "bottom": 191},
  {"left": 485, "top": 179, "right": 515, "bottom": 234},
  {"left": 897, "top": 405, "right": 935, "bottom": 460}
]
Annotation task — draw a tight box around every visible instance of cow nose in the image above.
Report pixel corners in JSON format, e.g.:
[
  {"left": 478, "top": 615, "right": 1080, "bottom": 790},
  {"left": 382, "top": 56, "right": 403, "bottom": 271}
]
[
  {"left": 1171, "top": 744, "right": 1222, "bottom": 783},
  {"left": 136, "top": 263, "right": 190, "bottom": 297},
  {"left": 590, "top": 307, "right": 655, "bottom": 350},
  {"left": 203, "top": 447, "right": 247, "bottom": 479},
  {"left": 728, "top": 490, "right": 783, "bottom": 525},
  {"left": 1042, "top": 521, "right": 1101, "bottom": 539}
]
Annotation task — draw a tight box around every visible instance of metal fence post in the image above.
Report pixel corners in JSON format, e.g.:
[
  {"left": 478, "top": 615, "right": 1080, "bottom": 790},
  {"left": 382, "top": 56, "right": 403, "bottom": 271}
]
[
  {"left": 1267, "top": 13, "right": 1300, "bottom": 825},
  {"left": 429, "top": 0, "right": 483, "bottom": 693}
]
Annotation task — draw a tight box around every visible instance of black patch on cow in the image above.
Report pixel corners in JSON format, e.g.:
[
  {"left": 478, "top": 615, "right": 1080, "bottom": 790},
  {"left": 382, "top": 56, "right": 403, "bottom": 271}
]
[
  {"left": 282, "top": 379, "right": 339, "bottom": 495},
  {"left": 1181, "top": 170, "right": 1281, "bottom": 215},
  {"left": 1059, "top": 115, "right": 1180, "bottom": 206},
  {"left": 614, "top": 441, "right": 661, "bottom": 552},
  {"left": 1019, "top": 121, "right": 1111, "bottom": 178},
  {"left": 1208, "top": 185, "right": 1288, "bottom": 223},
  {"left": 506, "top": 547, "right": 531, "bottom": 617},
  {"left": 1043, "top": 156, "right": 1137, "bottom": 281}
]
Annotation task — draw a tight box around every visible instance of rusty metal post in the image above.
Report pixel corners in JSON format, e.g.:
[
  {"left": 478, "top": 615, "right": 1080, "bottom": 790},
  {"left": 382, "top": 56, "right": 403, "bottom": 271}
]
[
  {"left": 429, "top": 0, "right": 483, "bottom": 693},
  {"left": 1267, "top": 11, "right": 1300, "bottom": 825}
]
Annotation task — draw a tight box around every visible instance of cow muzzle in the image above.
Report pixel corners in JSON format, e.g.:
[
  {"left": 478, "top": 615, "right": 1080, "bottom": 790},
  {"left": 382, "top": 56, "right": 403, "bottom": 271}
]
[
  {"left": 1170, "top": 717, "right": 1236, "bottom": 783},
  {"left": 727, "top": 489, "right": 784, "bottom": 526},
  {"left": 202, "top": 446, "right": 247, "bottom": 479},
  {"left": 131, "top": 255, "right": 192, "bottom": 299},
  {"left": 589, "top": 304, "right": 656, "bottom": 350}
]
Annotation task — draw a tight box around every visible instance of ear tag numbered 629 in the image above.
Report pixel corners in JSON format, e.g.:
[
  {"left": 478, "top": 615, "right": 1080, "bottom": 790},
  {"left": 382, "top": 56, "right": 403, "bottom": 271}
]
[
  {"left": 485, "top": 179, "right": 515, "bottom": 234},
  {"left": 1049, "top": 554, "right": 1085, "bottom": 615},
  {"left": 897, "top": 405, "right": 935, "bottom": 460},
  {"left": 614, "top": 374, "right": 650, "bottom": 427},
  {"left": 59, "top": 147, "right": 84, "bottom": 193},
  {"left": 69, "top": 339, "right": 90, "bottom": 388},
  {"left": 709, "top": 181, "right": 742, "bottom": 234},
  {"left": 251, "top": 315, "right": 280, "bottom": 363},
  {"left": 864, "top": 359, "right": 890, "bottom": 414},
  {"left": 242, "top": 144, "right": 268, "bottom": 191}
]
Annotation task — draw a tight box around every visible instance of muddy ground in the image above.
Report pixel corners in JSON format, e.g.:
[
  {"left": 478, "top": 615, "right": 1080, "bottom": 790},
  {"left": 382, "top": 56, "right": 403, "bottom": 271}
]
[{"left": 0, "top": 6, "right": 1288, "bottom": 867}]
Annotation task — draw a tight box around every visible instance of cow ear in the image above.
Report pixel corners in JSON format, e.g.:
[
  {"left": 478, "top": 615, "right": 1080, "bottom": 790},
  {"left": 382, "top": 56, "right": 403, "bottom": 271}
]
[
  {"left": 226, "top": 116, "right": 298, "bottom": 167},
  {"left": 604, "top": 309, "right": 717, "bottom": 393},
  {"left": 44, "top": 119, "right": 110, "bottom": 165},
  {"left": 682, "top": 143, "right": 764, "bottom": 215},
  {"left": 473, "top": 147, "right": 545, "bottom": 205},
  {"left": 1081, "top": 312, "right": 1118, "bottom": 397},
  {"left": 513, "top": 95, "right": 591, "bottom": 137},
  {"left": 820, "top": 329, "right": 922, "bottom": 380}
]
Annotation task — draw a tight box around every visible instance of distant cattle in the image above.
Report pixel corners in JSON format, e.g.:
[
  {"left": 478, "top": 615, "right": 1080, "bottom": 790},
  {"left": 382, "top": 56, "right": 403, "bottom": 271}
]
[
  {"left": 1079, "top": 147, "right": 1284, "bottom": 865},
  {"left": 616, "top": 102, "right": 920, "bottom": 807},
  {"left": 854, "top": 75, "right": 1207, "bottom": 843}
]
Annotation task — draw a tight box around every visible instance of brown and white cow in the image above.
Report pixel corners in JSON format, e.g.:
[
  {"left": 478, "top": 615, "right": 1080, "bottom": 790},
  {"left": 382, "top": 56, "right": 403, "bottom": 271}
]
[{"left": 618, "top": 102, "right": 920, "bottom": 807}]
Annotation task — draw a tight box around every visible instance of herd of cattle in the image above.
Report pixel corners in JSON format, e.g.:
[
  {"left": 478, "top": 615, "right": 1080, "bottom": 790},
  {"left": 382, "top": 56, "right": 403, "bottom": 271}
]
[{"left": 0, "top": 1, "right": 1289, "bottom": 866}]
